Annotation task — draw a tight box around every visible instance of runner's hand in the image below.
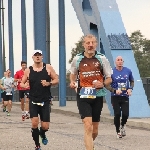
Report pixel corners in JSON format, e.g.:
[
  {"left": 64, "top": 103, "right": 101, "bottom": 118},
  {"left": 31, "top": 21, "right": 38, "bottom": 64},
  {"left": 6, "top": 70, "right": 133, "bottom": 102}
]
[
  {"left": 92, "top": 81, "right": 104, "bottom": 88},
  {"left": 126, "top": 89, "right": 132, "bottom": 96},
  {"left": 70, "top": 81, "right": 77, "bottom": 89},
  {"left": 41, "top": 80, "right": 49, "bottom": 86},
  {"left": 24, "top": 82, "right": 30, "bottom": 88},
  {"left": 115, "top": 89, "right": 122, "bottom": 95},
  {"left": 18, "top": 79, "right": 22, "bottom": 82},
  {"left": 2, "top": 87, "right": 6, "bottom": 90}
]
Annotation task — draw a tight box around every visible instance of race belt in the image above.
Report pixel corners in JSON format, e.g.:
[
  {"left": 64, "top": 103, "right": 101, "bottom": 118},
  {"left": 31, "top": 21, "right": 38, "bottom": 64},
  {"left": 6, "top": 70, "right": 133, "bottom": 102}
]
[{"left": 32, "top": 101, "right": 44, "bottom": 106}]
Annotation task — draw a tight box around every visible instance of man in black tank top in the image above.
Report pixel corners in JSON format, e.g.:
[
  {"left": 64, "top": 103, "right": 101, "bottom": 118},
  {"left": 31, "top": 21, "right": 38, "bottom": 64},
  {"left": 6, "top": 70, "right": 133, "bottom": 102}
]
[{"left": 20, "top": 50, "right": 59, "bottom": 150}]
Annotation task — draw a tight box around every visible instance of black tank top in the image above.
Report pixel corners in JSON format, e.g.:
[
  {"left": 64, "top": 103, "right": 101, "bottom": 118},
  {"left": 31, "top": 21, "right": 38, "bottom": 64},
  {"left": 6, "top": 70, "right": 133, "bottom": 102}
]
[{"left": 29, "top": 63, "right": 51, "bottom": 103}]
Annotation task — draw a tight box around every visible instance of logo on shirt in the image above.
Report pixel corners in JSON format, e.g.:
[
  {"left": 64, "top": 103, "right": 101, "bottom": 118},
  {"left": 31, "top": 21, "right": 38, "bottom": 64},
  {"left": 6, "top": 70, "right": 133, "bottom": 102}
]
[
  {"left": 94, "top": 62, "right": 99, "bottom": 67},
  {"left": 83, "top": 64, "right": 88, "bottom": 66}
]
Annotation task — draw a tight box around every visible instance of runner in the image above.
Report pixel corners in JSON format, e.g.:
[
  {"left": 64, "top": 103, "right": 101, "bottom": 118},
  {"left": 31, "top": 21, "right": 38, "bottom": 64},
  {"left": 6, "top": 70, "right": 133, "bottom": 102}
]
[
  {"left": 1, "top": 69, "right": 15, "bottom": 116},
  {"left": 14, "top": 61, "right": 30, "bottom": 121},
  {"left": 108, "top": 56, "right": 134, "bottom": 138},
  {"left": 70, "top": 34, "right": 112, "bottom": 150},
  {"left": 0, "top": 71, "right": 7, "bottom": 111},
  {"left": 20, "top": 50, "right": 59, "bottom": 150}
]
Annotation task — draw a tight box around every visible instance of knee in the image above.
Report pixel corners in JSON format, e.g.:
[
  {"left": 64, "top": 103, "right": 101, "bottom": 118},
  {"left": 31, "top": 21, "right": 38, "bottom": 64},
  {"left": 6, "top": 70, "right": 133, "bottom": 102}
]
[
  {"left": 115, "top": 114, "right": 121, "bottom": 118},
  {"left": 114, "top": 114, "right": 120, "bottom": 123},
  {"left": 32, "top": 120, "right": 39, "bottom": 128},
  {"left": 83, "top": 120, "right": 93, "bottom": 133},
  {"left": 21, "top": 101, "right": 24, "bottom": 105},
  {"left": 32, "top": 123, "right": 38, "bottom": 129},
  {"left": 26, "top": 98, "right": 29, "bottom": 103},
  {"left": 41, "top": 123, "right": 49, "bottom": 130},
  {"left": 41, "top": 126, "right": 49, "bottom": 131},
  {"left": 122, "top": 114, "right": 128, "bottom": 119},
  {"left": 9, "top": 101, "right": 12, "bottom": 105}
]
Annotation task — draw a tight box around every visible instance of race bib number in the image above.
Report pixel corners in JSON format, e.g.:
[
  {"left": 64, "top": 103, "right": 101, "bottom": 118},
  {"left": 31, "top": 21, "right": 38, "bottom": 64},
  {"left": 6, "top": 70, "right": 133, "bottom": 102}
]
[
  {"left": 6, "top": 92, "right": 12, "bottom": 95},
  {"left": 80, "top": 87, "right": 96, "bottom": 99},
  {"left": 118, "top": 83, "right": 127, "bottom": 91},
  {"left": 32, "top": 101, "right": 44, "bottom": 106}
]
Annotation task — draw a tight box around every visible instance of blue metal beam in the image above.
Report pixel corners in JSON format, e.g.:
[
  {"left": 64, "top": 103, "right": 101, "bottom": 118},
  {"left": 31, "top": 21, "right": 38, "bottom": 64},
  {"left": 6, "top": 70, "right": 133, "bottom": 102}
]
[
  {"left": 0, "top": 0, "right": 2, "bottom": 102},
  {"left": 0, "top": 0, "right": 3, "bottom": 78},
  {"left": 46, "top": 0, "right": 50, "bottom": 64},
  {"left": 33, "top": 0, "right": 46, "bottom": 62},
  {"left": 21, "top": 0, "right": 27, "bottom": 62},
  {"left": 2, "top": 0, "right": 5, "bottom": 73},
  {"left": 58, "top": 0, "right": 66, "bottom": 106},
  {"left": 8, "top": 0, "right": 14, "bottom": 75}
]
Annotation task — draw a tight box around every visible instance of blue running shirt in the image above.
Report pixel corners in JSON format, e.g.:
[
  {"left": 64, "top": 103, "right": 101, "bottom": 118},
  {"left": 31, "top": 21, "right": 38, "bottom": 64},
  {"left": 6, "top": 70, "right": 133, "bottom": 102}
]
[{"left": 111, "top": 67, "right": 134, "bottom": 97}]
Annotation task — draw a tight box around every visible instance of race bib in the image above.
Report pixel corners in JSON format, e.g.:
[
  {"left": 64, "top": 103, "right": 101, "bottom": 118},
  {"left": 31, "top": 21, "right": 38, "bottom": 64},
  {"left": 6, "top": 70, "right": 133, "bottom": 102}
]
[
  {"left": 6, "top": 92, "right": 12, "bottom": 95},
  {"left": 80, "top": 87, "right": 96, "bottom": 99},
  {"left": 118, "top": 83, "right": 127, "bottom": 91},
  {"left": 32, "top": 101, "right": 44, "bottom": 106}
]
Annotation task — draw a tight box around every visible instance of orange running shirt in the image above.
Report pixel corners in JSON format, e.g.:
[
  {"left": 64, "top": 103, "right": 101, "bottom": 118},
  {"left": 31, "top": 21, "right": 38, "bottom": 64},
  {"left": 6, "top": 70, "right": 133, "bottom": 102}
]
[{"left": 78, "top": 57, "right": 104, "bottom": 87}]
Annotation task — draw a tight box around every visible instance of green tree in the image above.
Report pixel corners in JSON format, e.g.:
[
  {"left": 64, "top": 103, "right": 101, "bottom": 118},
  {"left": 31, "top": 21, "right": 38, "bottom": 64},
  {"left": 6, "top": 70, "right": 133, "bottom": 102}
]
[
  {"left": 68, "top": 36, "right": 84, "bottom": 64},
  {"left": 67, "top": 36, "right": 84, "bottom": 82},
  {"left": 129, "top": 30, "right": 150, "bottom": 77}
]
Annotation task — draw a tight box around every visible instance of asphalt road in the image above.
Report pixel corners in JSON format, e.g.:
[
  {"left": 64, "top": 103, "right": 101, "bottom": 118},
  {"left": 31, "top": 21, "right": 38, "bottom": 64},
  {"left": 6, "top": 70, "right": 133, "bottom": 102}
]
[{"left": 0, "top": 105, "right": 150, "bottom": 150}]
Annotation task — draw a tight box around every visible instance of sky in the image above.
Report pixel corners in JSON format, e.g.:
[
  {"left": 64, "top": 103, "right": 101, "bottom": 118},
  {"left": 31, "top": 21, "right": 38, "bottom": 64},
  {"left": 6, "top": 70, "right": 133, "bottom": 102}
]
[{"left": 2, "top": 0, "right": 150, "bottom": 74}]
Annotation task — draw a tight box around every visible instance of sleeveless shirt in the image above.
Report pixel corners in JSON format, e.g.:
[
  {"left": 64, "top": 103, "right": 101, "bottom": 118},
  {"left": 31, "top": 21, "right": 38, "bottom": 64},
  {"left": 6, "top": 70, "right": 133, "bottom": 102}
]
[{"left": 29, "top": 63, "right": 51, "bottom": 103}]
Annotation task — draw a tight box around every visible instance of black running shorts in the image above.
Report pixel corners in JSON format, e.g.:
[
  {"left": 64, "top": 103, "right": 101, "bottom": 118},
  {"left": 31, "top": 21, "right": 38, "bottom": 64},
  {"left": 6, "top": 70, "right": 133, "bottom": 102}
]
[
  {"left": 3, "top": 91, "right": 13, "bottom": 101},
  {"left": 77, "top": 94, "right": 103, "bottom": 122},
  {"left": 24, "top": 90, "right": 30, "bottom": 98},
  {"left": 29, "top": 100, "right": 50, "bottom": 122},
  {"left": 1, "top": 92, "right": 4, "bottom": 99},
  {"left": 19, "top": 90, "right": 26, "bottom": 99},
  {"left": 111, "top": 96, "right": 129, "bottom": 117}
]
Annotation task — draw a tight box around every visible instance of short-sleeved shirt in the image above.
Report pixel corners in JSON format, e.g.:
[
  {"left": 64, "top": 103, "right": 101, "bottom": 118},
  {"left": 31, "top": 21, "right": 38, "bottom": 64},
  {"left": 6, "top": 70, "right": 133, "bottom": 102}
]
[
  {"left": 111, "top": 67, "right": 134, "bottom": 97},
  {"left": 3, "top": 77, "right": 14, "bottom": 93},
  {"left": 14, "top": 69, "right": 29, "bottom": 90},
  {"left": 0, "top": 77, "right": 6, "bottom": 93},
  {"left": 70, "top": 52, "right": 113, "bottom": 87}
]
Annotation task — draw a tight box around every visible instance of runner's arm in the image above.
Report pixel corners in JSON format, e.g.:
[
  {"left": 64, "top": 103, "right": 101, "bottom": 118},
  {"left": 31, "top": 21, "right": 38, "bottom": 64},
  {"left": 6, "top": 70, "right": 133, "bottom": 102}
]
[
  {"left": 47, "top": 64, "right": 59, "bottom": 86},
  {"left": 69, "top": 57, "right": 78, "bottom": 82},
  {"left": 70, "top": 74, "right": 77, "bottom": 83},
  {"left": 14, "top": 72, "right": 19, "bottom": 82},
  {"left": 20, "top": 68, "right": 29, "bottom": 88},
  {"left": 0, "top": 79, "right": 5, "bottom": 90},
  {"left": 0, "top": 80, "right": 2, "bottom": 89},
  {"left": 101, "top": 56, "right": 113, "bottom": 87}
]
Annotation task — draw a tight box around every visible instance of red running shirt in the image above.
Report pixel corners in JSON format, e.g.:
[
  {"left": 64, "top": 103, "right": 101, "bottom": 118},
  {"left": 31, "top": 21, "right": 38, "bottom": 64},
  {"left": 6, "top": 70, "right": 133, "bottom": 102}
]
[{"left": 14, "top": 69, "right": 30, "bottom": 90}]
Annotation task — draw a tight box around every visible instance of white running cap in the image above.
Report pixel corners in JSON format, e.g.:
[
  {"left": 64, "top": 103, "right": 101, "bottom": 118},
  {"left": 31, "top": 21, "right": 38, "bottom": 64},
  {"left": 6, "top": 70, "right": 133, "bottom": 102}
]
[{"left": 32, "top": 50, "right": 42, "bottom": 56}]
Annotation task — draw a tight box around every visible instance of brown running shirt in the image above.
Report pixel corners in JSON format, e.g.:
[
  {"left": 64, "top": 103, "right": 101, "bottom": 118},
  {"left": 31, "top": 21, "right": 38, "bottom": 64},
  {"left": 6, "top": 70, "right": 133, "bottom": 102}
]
[{"left": 79, "top": 56, "right": 104, "bottom": 87}]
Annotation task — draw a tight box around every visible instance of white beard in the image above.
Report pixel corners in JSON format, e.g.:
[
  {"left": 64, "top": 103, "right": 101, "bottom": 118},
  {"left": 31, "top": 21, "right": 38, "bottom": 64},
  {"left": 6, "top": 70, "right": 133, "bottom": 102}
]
[{"left": 87, "top": 50, "right": 95, "bottom": 54}]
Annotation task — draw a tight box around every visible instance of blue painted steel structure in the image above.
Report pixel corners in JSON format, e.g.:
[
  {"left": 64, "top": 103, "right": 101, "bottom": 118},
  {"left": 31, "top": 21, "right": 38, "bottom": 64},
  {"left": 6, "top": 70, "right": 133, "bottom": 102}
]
[
  {"left": 71, "top": 0, "right": 150, "bottom": 117},
  {"left": 4, "top": 0, "right": 149, "bottom": 115},
  {"left": 33, "top": 0, "right": 47, "bottom": 62},
  {"left": 21, "top": 0, "right": 27, "bottom": 62},
  {"left": 58, "top": 0, "right": 66, "bottom": 106},
  {"left": 8, "top": 0, "right": 14, "bottom": 75},
  {"left": 0, "top": 0, "right": 2, "bottom": 102},
  {"left": 0, "top": 0, "right": 3, "bottom": 79}
]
